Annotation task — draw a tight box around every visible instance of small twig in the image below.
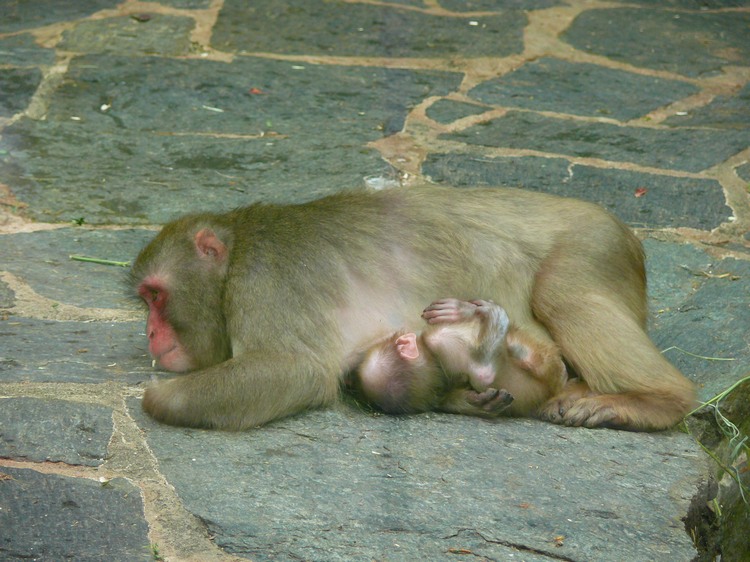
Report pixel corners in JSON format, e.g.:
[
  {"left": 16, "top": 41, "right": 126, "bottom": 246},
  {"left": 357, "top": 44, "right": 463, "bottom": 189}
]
[{"left": 69, "top": 255, "right": 130, "bottom": 267}]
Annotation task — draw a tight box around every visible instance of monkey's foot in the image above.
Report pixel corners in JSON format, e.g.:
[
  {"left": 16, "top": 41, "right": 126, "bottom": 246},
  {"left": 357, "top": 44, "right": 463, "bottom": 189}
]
[
  {"left": 467, "top": 388, "right": 514, "bottom": 414},
  {"left": 540, "top": 386, "right": 693, "bottom": 431},
  {"left": 541, "top": 395, "right": 626, "bottom": 428},
  {"left": 538, "top": 379, "right": 603, "bottom": 426}
]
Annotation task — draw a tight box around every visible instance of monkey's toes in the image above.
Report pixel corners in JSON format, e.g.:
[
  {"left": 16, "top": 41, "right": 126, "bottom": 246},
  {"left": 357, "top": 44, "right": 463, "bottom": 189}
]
[
  {"left": 543, "top": 397, "right": 622, "bottom": 428},
  {"left": 563, "top": 399, "right": 623, "bottom": 428},
  {"left": 539, "top": 397, "right": 572, "bottom": 424}
]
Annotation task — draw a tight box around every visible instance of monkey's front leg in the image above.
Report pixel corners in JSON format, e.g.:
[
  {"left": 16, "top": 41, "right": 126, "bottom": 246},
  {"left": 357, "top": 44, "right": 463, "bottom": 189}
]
[
  {"left": 468, "top": 299, "right": 511, "bottom": 363},
  {"left": 142, "top": 354, "right": 341, "bottom": 430},
  {"left": 505, "top": 328, "right": 568, "bottom": 394}
]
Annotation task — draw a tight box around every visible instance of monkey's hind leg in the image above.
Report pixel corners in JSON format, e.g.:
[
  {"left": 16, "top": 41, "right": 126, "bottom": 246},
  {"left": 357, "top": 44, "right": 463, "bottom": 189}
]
[
  {"left": 534, "top": 292, "right": 696, "bottom": 431},
  {"left": 531, "top": 229, "right": 696, "bottom": 431}
]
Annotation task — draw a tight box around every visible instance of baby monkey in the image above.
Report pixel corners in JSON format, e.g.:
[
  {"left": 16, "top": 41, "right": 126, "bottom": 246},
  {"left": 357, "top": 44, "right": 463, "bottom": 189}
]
[{"left": 352, "top": 299, "right": 568, "bottom": 418}]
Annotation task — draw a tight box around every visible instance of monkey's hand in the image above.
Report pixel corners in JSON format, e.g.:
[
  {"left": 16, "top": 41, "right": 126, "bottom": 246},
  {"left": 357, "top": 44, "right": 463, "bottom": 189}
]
[
  {"left": 469, "top": 299, "right": 509, "bottom": 331},
  {"left": 438, "top": 387, "right": 514, "bottom": 418},
  {"left": 466, "top": 299, "right": 511, "bottom": 364},
  {"left": 467, "top": 387, "right": 514, "bottom": 414},
  {"left": 422, "top": 298, "right": 479, "bottom": 324}
]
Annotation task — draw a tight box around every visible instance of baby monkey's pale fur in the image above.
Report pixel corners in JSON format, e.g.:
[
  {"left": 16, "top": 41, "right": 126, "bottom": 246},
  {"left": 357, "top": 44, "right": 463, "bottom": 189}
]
[{"left": 355, "top": 299, "right": 567, "bottom": 418}]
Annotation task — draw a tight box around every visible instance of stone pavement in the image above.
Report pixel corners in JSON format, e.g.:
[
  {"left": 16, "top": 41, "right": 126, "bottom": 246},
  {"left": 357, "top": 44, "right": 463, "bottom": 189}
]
[{"left": 1, "top": 1, "right": 749, "bottom": 560}]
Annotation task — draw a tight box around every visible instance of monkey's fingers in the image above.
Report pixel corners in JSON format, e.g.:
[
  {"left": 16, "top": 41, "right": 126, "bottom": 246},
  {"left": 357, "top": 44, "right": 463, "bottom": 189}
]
[
  {"left": 469, "top": 300, "right": 509, "bottom": 325},
  {"left": 421, "top": 310, "right": 463, "bottom": 323},
  {"left": 538, "top": 380, "right": 593, "bottom": 424},
  {"left": 422, "top": 298, "right": 477, "bottom": 323},
  {"left": 469, "top": 299, "right": 495, "bottom": 307},
  {"left": 467, "top": 388, "right": 514, "bottom": 413}
]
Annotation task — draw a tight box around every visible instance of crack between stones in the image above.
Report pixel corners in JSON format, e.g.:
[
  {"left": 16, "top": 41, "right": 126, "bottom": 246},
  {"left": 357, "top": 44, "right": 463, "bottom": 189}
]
[{"left": 445, "top": 528, "right": 578, "bottom": 561}]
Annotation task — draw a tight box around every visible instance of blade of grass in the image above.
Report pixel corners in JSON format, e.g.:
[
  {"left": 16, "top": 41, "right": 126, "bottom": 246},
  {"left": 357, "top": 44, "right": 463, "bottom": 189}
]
[{"left": 69, "top": 255, "right": 130, "bottom": 267}]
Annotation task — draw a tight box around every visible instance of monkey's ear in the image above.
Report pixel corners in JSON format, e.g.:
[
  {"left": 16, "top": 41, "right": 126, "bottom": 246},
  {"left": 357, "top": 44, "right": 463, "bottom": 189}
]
[
  {"left": 194, "top": 228, "right": 228, "bottom": 262},
  {"left": 395, "top": 333, "right": 420, "bottom": 361}
]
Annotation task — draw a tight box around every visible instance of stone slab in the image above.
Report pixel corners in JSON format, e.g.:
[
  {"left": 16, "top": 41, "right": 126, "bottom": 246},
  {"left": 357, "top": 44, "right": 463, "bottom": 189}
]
[
  {"left": 212, "top": 0, "right": 526, "bottom": 57},
  {"left": 646, "top": 240, "right": 750, "bottom": 400},
  {"left": 0, "top": 397, "right": 112, "bottom": 465},
  {"left": 60, "top": 15, "right": 195, "bottom": 56},
  {"left": 0, "top": 467, "right": 151, "bottom": 561},
  {"left": 627, "top": 0, "right": 748, "bottom": 6},
  {"left": 0, "top": 55, "right": 461, "bottom": 224},
  {"left": 0, "top": 0, "right": 117, "bottom": 34},
  {"left": 425, "top": 99, "right": 488, "bottom": 124},
  {"left": 441, "top": 0, "right": 564, "bottom": 9},
  {"left": 468, "top": 58, "right": 699, "bottom": 121},
  {"left": 562, "top": 8, "right": 750, "bottom": 78},
  {"left": 423, "top": 154, "right": 731, "bottom": 229},
  {"left": 0, "top": 317, "right": 148, "bottom": 384},
  {"left": 0, "top": 228, "right": 152, "bottom": 310},
  {"left": 0, "top": 68, "right": 42, "bottom": 117},
  {"left": 0, "top": 34, "right": 56, "bottom": 67},
  {"left": 665, "top": 82, "right": 750, "bottom": 130},
  {"left": 133, "top": 403, "right": 702, "bottom": 561},
  {"left": 159, "top": 0, "right": 212, "bottom": 8},
  {"left": 378, "top": 0, "right": 430, "bottom": 6},
  {"left": 643, "top": 240, "right": 714, "bottom": 314},
  {"left": 0, "top": 279, "right": 14, "bottom": 309},
  {"left": 441, "top": 111, "right": 750, "bottom": 173}
]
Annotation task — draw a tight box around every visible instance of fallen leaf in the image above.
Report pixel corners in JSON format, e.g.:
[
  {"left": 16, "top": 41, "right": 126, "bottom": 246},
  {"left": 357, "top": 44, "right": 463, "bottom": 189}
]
[{"left": 634, "top": 187, "right": 647, "bottom": 198}]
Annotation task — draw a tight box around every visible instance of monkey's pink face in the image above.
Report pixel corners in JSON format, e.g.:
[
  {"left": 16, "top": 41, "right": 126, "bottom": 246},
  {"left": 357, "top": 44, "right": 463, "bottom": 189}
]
[{"left": 138, "top": 279, "right": 195, "bottom": 372}]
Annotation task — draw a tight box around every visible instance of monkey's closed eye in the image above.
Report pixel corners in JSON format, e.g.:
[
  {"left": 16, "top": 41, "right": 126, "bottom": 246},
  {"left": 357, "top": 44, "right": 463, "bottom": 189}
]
[
  {"left": 139, "top": 288, "right": 158, "bottom": 303},
  {"left": 138, "top": 284, "right": 166, "bottom": 309}
]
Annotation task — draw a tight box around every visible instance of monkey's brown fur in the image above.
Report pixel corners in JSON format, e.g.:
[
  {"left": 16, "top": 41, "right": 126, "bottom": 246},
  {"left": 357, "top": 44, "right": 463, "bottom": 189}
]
[{"left": 131, "top": 185, "right": 695, "bottom": 431}]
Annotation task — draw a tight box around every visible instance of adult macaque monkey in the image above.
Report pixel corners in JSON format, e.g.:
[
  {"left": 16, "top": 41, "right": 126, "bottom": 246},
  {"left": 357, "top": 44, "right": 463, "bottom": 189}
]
[
  {"left": 352, "top": 299, "right": 566, "bottom": 418},
  {"left": 131, "top": 185, "right": 695, "bottom": 431}
]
